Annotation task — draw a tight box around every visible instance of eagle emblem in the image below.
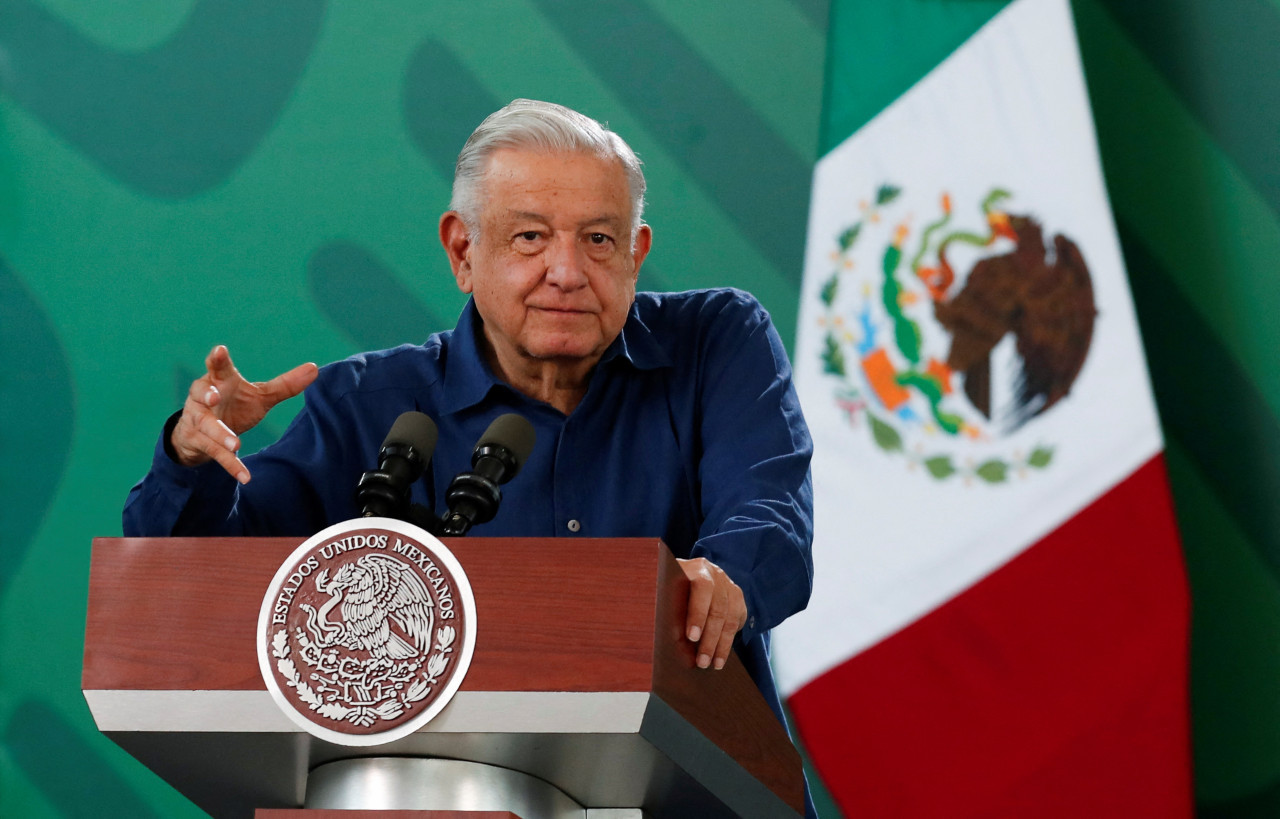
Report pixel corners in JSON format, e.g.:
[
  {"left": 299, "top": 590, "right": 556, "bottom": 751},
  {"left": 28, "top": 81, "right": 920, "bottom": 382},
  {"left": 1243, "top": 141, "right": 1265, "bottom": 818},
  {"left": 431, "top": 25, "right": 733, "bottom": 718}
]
[
  {"left": 303, "top": 554, "right": 434, "bottom": 660},
  {"left": 816, "top": 184, "right": 1096, "bottom": 484},
  {"left": 258, "top": 519, "right": 476, "bottom": 745}
]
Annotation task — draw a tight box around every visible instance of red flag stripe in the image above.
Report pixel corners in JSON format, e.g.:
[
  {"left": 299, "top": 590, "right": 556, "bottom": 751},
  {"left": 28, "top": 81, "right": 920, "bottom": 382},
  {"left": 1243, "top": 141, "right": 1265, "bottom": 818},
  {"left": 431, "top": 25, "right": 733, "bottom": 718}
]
[{"left": 789, "top": 454, "right": 1191, "bottom": 817}]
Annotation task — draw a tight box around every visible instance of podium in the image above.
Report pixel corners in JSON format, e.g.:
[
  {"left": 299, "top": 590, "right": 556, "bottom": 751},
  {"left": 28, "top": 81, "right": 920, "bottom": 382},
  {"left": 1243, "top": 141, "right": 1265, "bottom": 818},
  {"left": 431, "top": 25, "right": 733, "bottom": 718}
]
[{"left": 82, "top": 537, "right": 804, "bottom": 818}]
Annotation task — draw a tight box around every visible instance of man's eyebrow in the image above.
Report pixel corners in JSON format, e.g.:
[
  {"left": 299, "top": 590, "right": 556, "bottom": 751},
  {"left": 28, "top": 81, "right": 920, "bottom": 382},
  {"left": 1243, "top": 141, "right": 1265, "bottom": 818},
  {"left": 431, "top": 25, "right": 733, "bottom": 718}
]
[
  {"left": 583, "top": 215, "right": 626, "bottom": 229},
  {"left": 502, "top": 210, "right": 626, "bottom": 230},
  {"left": 505, "top": 210, "right": 548, "bottom": 223}
]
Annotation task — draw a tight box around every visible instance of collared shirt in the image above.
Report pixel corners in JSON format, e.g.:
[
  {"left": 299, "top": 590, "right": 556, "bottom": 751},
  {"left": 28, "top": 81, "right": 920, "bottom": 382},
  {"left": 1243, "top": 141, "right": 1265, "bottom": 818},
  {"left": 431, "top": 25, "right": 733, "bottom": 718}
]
[{"left": 124, "top": 288, "right": 814, "bottom": 749}]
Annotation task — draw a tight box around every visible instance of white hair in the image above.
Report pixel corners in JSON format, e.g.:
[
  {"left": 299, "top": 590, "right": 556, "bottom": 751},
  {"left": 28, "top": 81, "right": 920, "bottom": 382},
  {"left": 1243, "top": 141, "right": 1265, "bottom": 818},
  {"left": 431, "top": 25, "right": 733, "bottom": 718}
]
[{"left": 450, "top": 99, "right": 647, "bottom": 240}]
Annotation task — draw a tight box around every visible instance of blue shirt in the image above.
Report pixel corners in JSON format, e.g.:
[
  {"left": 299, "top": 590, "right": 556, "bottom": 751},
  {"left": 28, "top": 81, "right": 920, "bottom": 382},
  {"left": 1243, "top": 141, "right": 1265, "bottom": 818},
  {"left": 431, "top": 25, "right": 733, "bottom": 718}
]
[{"left": 124, "top": 288, "right": 814, "bottom": 781}]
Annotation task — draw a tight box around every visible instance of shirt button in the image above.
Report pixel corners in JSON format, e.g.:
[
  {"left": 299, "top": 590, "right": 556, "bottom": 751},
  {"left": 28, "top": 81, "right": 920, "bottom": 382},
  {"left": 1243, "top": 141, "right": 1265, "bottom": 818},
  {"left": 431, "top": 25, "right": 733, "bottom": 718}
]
[
  {"left": 567, "top": 519, "right": 581, "bottom": 533},
  {"left": 748, "top": 616, "right": 756, "bottom": 630}
]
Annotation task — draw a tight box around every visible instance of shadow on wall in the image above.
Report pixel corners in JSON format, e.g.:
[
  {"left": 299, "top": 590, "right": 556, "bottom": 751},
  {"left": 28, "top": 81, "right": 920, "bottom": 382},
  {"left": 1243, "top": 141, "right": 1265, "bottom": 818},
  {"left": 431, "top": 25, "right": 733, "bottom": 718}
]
[{"left": 0, "top": 259, "right": 73, "bottom": 601}]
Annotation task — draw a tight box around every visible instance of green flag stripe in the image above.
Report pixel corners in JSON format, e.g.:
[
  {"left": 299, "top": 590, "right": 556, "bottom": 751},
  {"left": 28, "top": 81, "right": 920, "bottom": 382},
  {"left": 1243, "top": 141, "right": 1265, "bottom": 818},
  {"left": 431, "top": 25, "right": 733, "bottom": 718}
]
[
  {"left": 1164, "top": 442, "right": 1280, "bottom": 806},
  {"left": 1122, "top": 215, "right": 1280, "bottom": 808},
  {"left": 819, "top": 0, "right": 1011, "bottom": 155},
  {"left": 1119, "top": 218, "right": 1280, "bottom": 583},
  {"left": 1075, "top": 0, "right": 1280, "bottom": 419},
  {"left": 1097, "top": 0, "right": 1280, "bottom": 223},
  {"left": 1199, "top": 775, "right": 1280, "bottom": 818}
]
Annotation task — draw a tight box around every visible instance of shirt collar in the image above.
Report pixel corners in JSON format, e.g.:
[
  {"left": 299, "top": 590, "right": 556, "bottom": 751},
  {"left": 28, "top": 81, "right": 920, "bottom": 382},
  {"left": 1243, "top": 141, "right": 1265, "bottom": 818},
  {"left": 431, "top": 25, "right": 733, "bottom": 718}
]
[
  {"left": 599, "top": 297, "right": 672, "bottom": 371},
  {"left": 436, "top": 296, "right": 673, "bottom": 415},
  {"left": 437, "top": 299, "right": 503, "bottom": 415}
]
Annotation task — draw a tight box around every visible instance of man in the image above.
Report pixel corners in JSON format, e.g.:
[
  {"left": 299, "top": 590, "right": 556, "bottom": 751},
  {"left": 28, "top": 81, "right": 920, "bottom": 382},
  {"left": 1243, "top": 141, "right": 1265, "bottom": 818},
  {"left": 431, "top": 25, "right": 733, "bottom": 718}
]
[{"left": 125, "top": 99, "right": 815, "bottom": 812}]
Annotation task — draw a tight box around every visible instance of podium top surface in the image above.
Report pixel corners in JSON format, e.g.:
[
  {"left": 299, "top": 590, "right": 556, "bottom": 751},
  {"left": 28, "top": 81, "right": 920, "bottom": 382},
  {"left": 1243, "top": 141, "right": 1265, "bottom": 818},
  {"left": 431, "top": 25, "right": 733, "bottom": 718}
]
[{"left": 83, "top": 536, "right": 803, "bottom": 818}]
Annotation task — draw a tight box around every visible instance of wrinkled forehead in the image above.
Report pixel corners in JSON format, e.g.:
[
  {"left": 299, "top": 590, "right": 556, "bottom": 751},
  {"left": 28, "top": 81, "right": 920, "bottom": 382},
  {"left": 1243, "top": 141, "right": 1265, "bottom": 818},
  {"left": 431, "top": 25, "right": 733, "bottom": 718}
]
[{"left": 475, "top": 148, "right": 635, "bottom": 222}]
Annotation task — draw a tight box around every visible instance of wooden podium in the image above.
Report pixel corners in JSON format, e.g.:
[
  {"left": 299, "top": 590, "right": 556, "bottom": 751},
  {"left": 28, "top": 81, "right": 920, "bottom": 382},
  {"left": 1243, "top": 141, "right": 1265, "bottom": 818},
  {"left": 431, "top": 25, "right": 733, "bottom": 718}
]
[{"left": 82, "top": 537, "right": 804, "bottom": 818}]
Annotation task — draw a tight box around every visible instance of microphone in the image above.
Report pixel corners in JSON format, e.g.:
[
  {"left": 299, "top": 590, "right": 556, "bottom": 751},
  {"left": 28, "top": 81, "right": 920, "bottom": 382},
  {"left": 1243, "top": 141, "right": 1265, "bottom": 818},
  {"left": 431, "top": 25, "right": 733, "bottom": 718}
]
[
  {"left": 356, "top": 412, "right": 439, "bottom": 519},
  {"left": 440, "top": 413, "right": 536, "bottom": 536}
]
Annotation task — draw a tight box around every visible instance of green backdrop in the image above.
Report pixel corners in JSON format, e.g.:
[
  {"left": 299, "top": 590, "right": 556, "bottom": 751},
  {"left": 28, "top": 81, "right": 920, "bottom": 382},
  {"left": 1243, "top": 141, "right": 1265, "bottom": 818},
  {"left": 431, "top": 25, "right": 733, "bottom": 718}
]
[{"left": 0, "top": 2, "right": 1276, "bottom": 816}]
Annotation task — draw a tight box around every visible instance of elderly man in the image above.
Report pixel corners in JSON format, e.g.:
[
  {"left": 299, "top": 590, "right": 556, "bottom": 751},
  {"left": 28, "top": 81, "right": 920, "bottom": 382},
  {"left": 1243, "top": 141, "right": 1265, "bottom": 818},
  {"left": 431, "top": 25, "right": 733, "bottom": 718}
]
[{"left": 125, "top": 99, "right": 815, "bottom": 811}]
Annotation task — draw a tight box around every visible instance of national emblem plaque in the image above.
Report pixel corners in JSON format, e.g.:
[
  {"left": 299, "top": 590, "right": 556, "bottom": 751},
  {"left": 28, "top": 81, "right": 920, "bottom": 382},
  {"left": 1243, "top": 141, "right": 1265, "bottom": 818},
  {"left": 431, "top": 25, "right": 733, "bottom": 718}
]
[{"left": 256, "top": 517, "right": 476, "bottom": 746}]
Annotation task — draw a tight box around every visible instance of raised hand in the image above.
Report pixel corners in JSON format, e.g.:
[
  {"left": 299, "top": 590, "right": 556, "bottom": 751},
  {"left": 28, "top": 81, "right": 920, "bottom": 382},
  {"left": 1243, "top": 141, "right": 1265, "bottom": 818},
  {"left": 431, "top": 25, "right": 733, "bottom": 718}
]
[{"left": 170, "top": 345, "right": 318, "bottom": 483}]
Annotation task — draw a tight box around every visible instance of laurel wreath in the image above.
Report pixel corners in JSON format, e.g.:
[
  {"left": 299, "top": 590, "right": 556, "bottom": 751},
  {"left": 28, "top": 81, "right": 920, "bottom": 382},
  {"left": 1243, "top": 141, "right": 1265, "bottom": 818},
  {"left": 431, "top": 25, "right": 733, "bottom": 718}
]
[
  {"left": 819, "top": 184, "right": 1054, "bottom": 484},
  {"left": 272, "top": 625, "right": 456, "bottom": 727}
]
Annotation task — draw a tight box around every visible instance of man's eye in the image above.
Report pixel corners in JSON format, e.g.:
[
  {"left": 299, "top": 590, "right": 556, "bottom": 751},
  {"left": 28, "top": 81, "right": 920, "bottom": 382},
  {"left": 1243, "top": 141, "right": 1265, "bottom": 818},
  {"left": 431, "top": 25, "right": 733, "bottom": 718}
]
[
  {"left": 518, "top": 231, "right": 541, "bottom": 242},
  {"left": 588, "top": 233, "right": 612, "bottom": 245}
]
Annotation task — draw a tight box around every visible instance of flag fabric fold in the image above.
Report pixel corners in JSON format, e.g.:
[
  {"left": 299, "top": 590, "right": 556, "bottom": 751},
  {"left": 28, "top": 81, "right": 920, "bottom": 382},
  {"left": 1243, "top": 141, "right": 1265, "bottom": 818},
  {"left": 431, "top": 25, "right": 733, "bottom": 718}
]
[{"left": 774, "top": 1, "right": 1192, "bottom": 814}]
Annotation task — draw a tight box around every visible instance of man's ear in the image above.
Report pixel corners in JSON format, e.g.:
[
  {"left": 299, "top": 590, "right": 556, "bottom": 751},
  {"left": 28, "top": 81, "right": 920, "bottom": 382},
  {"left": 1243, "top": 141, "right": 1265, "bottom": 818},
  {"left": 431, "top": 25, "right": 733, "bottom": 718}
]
[
  {"left": 629, "top": 224, "right": 653, "bottom": 283},
  {"left": 439, "top": 211, "right": 474, "bottom": 293}
]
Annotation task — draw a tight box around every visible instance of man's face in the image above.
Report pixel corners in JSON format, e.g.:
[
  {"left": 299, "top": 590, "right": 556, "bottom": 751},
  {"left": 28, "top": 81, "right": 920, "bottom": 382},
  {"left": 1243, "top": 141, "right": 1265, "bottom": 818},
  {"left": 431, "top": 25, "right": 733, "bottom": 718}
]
[{"left": 442, "top": 149, "right": 652, "bottom": 375}]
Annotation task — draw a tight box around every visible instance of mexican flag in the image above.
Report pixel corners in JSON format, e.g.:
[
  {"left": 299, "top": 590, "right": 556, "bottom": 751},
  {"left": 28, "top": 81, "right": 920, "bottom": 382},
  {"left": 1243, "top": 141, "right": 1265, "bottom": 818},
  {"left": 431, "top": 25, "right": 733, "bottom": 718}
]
[{"left": 773, "top": 0, "right": 1192, "bottom": 815}]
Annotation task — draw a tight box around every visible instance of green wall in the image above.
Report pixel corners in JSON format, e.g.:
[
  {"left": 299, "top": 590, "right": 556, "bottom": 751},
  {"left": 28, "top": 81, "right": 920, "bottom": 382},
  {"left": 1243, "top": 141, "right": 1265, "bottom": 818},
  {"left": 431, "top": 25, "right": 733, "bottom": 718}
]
[
  {"left": 0, "top": 2, "right": 828, "bottom": 815},
  {"left": 1, "top": 1, "right": 1277, "bottom": 816}
]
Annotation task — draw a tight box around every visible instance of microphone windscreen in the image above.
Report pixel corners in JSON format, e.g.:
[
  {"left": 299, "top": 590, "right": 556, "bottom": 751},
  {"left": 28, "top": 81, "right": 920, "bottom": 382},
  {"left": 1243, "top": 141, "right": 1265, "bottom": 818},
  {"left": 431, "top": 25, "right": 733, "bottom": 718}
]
[
  {"left": 479, "top": 413, "right": 536, "bottom": 473},
  {"left": 384, "top": 411, "right": 439, "bottom": 457}
]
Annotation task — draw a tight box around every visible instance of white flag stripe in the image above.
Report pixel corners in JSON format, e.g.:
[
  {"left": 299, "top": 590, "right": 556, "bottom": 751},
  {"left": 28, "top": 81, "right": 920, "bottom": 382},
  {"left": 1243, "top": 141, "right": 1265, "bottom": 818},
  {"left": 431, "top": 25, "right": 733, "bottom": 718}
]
[{"left": 775, "top": 0, "right": 1162, "bottom": 695}]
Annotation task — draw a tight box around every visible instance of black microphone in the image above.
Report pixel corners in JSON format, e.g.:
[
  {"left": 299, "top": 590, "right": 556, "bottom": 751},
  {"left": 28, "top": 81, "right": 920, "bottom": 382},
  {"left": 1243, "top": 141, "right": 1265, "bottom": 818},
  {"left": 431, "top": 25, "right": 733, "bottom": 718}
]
[
  {"left": 440, "top": 413, "right": 536, "bottom": 536},
  {"left": 356, "top": 412, "right": 438, "bottom": 520}
]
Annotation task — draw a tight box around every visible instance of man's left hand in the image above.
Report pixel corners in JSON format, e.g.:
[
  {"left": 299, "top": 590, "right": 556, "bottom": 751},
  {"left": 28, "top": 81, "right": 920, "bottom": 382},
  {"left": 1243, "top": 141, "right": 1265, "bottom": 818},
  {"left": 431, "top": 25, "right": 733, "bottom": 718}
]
[{"left": 677, "top": 557, "right": 748, "bottom": 671}]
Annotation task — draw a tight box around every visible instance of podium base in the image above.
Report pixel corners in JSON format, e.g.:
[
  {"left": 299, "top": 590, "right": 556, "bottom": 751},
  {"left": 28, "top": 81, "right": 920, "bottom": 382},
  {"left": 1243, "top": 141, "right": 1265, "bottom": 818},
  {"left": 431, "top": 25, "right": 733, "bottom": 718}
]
[{"left": 305, "top": 758, "right": 583, "bottom": 818}]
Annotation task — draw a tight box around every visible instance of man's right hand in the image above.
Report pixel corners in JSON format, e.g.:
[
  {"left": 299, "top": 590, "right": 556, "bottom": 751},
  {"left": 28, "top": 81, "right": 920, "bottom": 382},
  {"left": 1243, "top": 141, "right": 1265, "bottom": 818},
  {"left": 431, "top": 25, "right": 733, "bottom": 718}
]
[{"left": 170, "top": 345, "right": 318, "bottom": 483}]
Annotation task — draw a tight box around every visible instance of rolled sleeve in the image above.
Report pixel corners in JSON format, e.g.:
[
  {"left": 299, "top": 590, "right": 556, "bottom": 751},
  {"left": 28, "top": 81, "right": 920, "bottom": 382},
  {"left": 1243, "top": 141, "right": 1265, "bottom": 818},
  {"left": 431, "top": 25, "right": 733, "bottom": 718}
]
[{"left": 689, "top": 291, "right": 815, "bottom": 644}]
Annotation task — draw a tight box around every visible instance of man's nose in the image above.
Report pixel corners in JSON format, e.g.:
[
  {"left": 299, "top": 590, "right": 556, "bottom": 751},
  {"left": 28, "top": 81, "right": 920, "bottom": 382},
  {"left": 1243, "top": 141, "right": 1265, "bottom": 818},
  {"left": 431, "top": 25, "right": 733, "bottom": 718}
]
[{"left": 544, "top": 234, "right": 589, "bottom": 289}]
